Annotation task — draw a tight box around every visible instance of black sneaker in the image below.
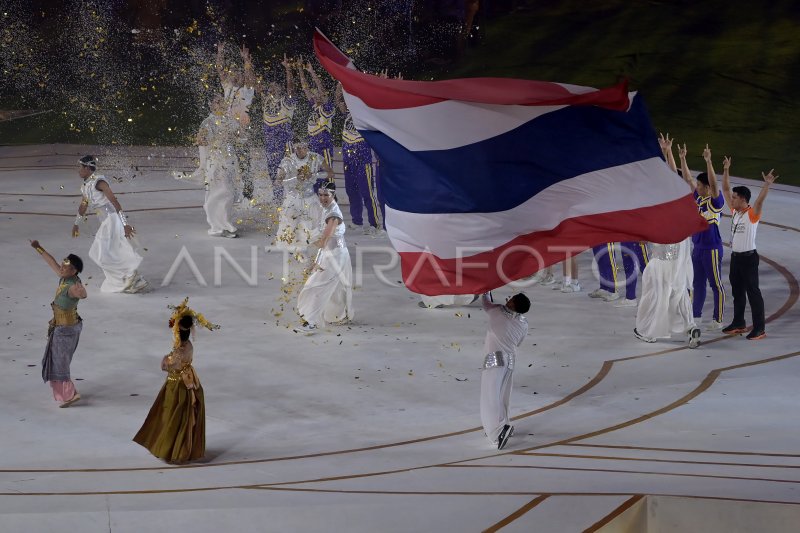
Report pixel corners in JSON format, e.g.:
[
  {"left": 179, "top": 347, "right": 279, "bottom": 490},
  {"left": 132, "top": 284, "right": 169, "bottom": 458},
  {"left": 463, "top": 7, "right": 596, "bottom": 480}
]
[
  {"left": 688, "top": 327, "right": 701, "bottom": 349},
  {"left": 497, "top": 424, "right": 514, "bottom": 450},
  {"left": 746, "top": 330, "right": 766, "bottom": 340},
  {"left": 722, "top": 323, "right": 747, "bottom": 335},
  {"left": 634, "top": 328, "right": 656, "bottom": 343}
]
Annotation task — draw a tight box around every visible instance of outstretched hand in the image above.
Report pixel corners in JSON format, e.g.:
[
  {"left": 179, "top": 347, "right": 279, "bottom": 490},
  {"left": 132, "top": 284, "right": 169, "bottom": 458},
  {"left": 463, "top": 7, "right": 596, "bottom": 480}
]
[
  {"left": 723, "top": 156, "right": 732, "bottom": 171},
  {"left": 762, "top": 169, "right": 779, "bottom": 184},
  {"left": 658, "top": 132, "right": 672, "bottom": 151},
  {"left": 702, "top": 144, "right": 712, "bottom": 162}
]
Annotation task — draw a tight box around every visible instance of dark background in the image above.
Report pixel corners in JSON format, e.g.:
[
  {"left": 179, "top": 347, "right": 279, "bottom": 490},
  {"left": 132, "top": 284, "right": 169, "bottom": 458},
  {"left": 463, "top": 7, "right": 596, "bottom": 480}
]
[{"left": 1, "top": 0, "right": 798, "bottom": 183}]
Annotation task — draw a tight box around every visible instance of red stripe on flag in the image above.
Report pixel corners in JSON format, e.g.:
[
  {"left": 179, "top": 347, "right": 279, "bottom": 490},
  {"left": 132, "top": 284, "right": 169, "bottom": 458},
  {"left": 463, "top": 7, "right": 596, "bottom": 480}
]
[
  {"left": 313, "top": 30, "right": 630, "bottom": 111},
  {"left": 399, "top": 195, "right": 707, "bottom": 295}
]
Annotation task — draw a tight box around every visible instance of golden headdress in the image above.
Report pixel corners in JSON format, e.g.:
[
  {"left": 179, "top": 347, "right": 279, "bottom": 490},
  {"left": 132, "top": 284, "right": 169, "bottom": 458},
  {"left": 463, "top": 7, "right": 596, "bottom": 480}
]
[{"left": 167, "top": 297, "right": 219, "bottom": 349}]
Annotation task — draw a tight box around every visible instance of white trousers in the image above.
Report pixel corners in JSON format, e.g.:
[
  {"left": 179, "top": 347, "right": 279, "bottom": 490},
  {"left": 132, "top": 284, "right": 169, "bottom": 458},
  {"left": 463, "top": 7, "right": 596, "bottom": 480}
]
[
  {"left": 203, "top": 153, "right": 237, "bottom": 235},
  {"left": 89, "top": 209, "right": 143, "bottom": 292},
  {"left": 636, "top": 259, "right": 696, "bottom": 339},
  {"left": 297, "top": 245, "right": 353, "bottom": 326},
  {"left": 480, "top": 355, "right": 513, "bottom": 445}
]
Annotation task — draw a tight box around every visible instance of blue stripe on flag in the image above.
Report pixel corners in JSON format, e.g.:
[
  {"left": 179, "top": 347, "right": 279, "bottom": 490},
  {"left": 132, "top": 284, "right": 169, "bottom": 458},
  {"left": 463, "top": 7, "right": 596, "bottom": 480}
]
[{"left": 362, "top": 95, "right": 662, "bottom": 214}]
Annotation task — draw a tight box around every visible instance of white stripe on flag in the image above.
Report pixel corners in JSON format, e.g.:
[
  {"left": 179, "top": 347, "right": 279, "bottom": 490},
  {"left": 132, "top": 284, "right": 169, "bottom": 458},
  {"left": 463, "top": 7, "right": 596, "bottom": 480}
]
[
  {"left": 386, "top": 157, "right": 687, "bottom": 258},
  {"left": 344, "top": 92, "right": 567, "bottom": 151}
]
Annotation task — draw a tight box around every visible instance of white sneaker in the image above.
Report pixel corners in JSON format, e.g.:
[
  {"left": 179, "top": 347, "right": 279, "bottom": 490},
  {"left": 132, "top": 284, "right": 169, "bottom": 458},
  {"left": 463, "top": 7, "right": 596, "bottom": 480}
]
[
  {"left": 222, "top": 230, "right": 239, "bottom": 238},
  {"left": 600, "top": 290, "right": 620, "bottom": 302},
  {"left": 706, "top": 320, "right": 723, "bottom": 332},
  {"left": 538, "top": 272, "right": 556, "bottom": 285},
  {"left": 588, "top": 288, "right": 609, "bottom": 299},
  {"left": 614, "top": 298, "right": 637, "bottom": 307},
  {"left": 122, "top": 271, "right": 149, "bottom": 293},
  {"left": 347, "top": 222, "right": 361, "bottom": 230},
  {"left": 295, "top": 323, "right": 317, "bottom": 335},
  {"left": 525, "top": 271, "right": 546, "bottom": 283},
  {"left": 560, "top": 281, "right": 581, "bottom": 293}
]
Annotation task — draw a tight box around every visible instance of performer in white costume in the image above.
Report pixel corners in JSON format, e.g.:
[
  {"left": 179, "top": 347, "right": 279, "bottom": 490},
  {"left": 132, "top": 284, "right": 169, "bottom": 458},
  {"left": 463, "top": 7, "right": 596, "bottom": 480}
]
[
  {"left": 274, "top": 141, "right": 334, "bottom": 252},
  {"left": 480, "top": 292, "right": 529, "bottom": 450},
  {"left": 216, "top": 41, "right": 256, "bottom": 200},
  {"left": 197, "top": 95, "right": 239, "bottom": 238},
  {"left": 296, "top": 181, "right": 353, "bottom": 334},
  {"left": 72, "top": 156, "right": 148, "bottom": 293},
  {"left": 634, "top": 238, "right": 701, "bottom": 348}
]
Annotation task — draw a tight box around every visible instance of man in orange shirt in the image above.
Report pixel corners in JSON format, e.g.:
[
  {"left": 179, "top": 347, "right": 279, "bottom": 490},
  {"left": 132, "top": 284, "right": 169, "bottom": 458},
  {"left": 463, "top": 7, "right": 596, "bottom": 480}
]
[{"left": 720, "top": 157, "right": 777, "bottom": 340}]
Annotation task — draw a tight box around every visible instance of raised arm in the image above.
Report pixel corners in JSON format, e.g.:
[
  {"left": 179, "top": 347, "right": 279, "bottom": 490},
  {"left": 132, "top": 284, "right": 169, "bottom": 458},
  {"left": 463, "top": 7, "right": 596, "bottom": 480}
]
[
  {"left": 30, "top": 240, "right": 61, "bottom": 275},
  {"left": 240, "top": 44, "right": 256, "bottom": 87},
  {"left": 282, "top": 54, "right": 295, "bottom": 96},
  {"left": 677, "top": 143, "right": 696, "bottom": 191},
  {"left": 296, "top": 63, "right": 316, "bottom": 102},
  {"left": 196, "top": 122, "right": 209, "bottom": 146},
  {"left": 334, "top": 82, "right": 347, "bottom": 114},
  {"left": 721, "top": 156, "right": 733, "bottom": 207},
  {"left": 753, "top": 169, "right": 778, "bottom": 215},
  {"left": 481, "top": 292, "right": 499, "bottom": 311},
  {"left": 306, "top": 62, "right": 327, "bottom": 100},
  {"left": 95, "top": 180, "right": 135, "bottom": 238},
  {"left": 702, "top": 144, "right": 720, "bottom": 198},
  {"left": 659, "top": 132, "right": 677, "bottom": 173},
  {"left": 215, "top": 42, "right": 228, "bottom": 84}
]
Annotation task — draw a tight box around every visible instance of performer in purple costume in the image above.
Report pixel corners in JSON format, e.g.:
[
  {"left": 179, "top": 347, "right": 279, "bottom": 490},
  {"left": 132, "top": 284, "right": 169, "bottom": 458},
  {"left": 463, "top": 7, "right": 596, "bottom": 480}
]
[
  {"left": 298, "top": 62, "right": 335, "bottom": 169},
  {"left": 334, "top": 82, "right": 381, "bottom": 231},
  {"left": 618, "top": 241, "right": 649, "bottom": 305},
  {"left": 589, "top": 243, "right": 619, "bottom": 301},
  {"left": 373, "top": 154, "right": 386, "bottom": 230},
  {"left": 261, "top": 54, "right": 297, "bottom": 204},
  {"left": 678, "top": 143, "right": 726, "bottom": 330}
]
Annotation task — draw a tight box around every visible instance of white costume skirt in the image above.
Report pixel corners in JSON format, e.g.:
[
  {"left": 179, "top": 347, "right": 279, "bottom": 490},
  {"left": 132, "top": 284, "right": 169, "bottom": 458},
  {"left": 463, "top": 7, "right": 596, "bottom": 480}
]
[
  {"left": 276, "top": 190, "right": 316, "bottom": 252},
  {"left": 480, "top": 358, "right": 513, "bottom": 445},
  {"left": 635, "top": 259, "right": 695, "bottom": 339},
  {"left": 297, "top": 245, "right": 353, "bottom": 326},
  {"left": 89, "top": 208, "right": 143, "bottom": 292},
  {"left": 203, "top": 154, "right": 237, "bottom": 235}
]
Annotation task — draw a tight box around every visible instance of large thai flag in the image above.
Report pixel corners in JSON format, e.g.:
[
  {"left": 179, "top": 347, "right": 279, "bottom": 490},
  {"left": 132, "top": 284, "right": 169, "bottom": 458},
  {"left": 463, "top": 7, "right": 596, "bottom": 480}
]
[{"left": 314, "top": 31, "right": 706, "bottom": 296}]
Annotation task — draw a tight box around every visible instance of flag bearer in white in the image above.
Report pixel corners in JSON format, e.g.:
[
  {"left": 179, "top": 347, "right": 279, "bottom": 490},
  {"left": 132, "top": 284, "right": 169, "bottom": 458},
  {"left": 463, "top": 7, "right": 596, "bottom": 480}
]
[
  {"left": 72, "top": 156, "right": 148, "bottom": 293},
  {"left": 480, "top": 292, "right": 530, "bottom": 450}
]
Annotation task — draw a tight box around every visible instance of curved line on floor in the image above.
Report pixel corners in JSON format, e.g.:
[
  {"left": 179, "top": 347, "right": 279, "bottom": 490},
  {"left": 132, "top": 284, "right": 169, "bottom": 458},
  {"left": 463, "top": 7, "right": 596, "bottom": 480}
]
[
  {"left": 1, "top": 349, "right": 798, "bottom": 496},
  {"left": 0, "top": 251, "right": 795, "bottom": 475}
]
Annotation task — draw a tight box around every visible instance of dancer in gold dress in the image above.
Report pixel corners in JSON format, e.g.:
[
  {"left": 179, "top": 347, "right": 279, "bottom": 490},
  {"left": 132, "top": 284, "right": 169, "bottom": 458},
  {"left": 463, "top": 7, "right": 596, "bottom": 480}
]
[{"left": 134, "top": 298, "right": 218, "bottom": 463}]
